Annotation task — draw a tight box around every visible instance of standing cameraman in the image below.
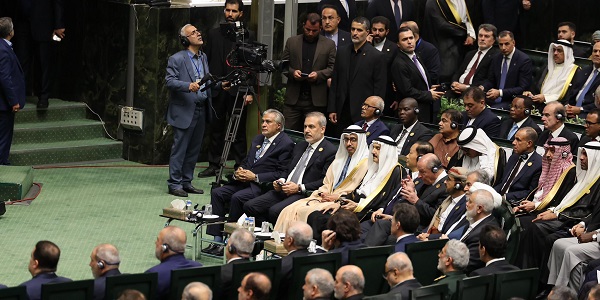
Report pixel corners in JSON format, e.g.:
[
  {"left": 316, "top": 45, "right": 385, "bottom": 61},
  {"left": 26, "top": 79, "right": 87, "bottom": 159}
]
[{"left": 199, "top": 0, "right": 254, "bottom": 178}]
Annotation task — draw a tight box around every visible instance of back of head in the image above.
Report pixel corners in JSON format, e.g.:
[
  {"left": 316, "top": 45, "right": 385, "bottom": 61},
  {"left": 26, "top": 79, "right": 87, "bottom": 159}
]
[
  {"left": 326, "top": 209, "right": 360, "bottom": 243},
  {"left": 548, "top": 286, "right": 576, "bottom": 300},
  {"left": 182, "top": 282, "right": 212, "bottom": 300},
  {"left": 244, "top": 272, "right": 271, "bottom": 300},
  {"left": 387, "top": 252, "right": 413, "bottom": 275},
  {"left": 162, "top": 226, "right": 187, "bottom": 254},
  {"left": 306, "top": 268, "right": 335, "bottom": 298},
  {"left": 34, "top": 240, "right": 61, "bottom": 271},
  {"left": 464, "top": 86, "right": 485, "bottom": 103},
  {"left": 287, "top": 221, "right": 313, "bottom": 249},
  {"left": 414, "top": 141, "right": 434, "bottom": 156},
  {"left": 470, "top": 189, "right": 495, "bottom": 214},
  {"left": 478, "top": 224, "right": 507, "bottom": 259},
  {"left": 230, "top": 229, "right": 256, "bottom": 257},
  {"left": 394, "top": 203, "right": 420, "bottom": 233},
  {"left": 117, "top": 289, "right": 146, "bottom": 300},
  {"left": 0, "top": 17, "right": 13, "bottom": 39},
  {"left": 339, "top": 265, "right": 365, "bottom": 294},
  {"left": 445, "top": 240, "right": 470, "bottom": 271},
  {"left": 95, "top": 243, "right": 121, "bottom": 266}
]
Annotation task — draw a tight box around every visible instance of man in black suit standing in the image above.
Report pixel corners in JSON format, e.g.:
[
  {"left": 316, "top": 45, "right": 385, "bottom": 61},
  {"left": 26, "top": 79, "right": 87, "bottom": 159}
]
[
  {"left": 391, "top": 27, "right": 444, "bottom": 123},
  {"left": 368, "top": 16, "right": 400, "bottom": 116},
  {"left": 482, "top": 31, "right": 532, "bottom": 110},
  {"left": 451, "top": 24, "right": 500, "bottom": 96},
  {"left": 462, "top": 87, "right": 501, "bottom": 138},
  {"left": 494, "top": 127, "right": 542, "bottom": 205},
  {"left": 14, "top": 0, "right": 64, "bottom": 109},
  {"left": 243, "top": 112, "right": 336, "bottom": 224},
  {"left": 365, "top": 0, "right": 415, "bottom": 43},
  {"left": 328, "top": 17, "right": 386, "bottom": 136},
  {"left": 401, "top": 21, "right": 441, "bottom": 89},
  {"left": 320, "top": 5, "right": 352, "bottom": 50},
  {"left": 565, "top": 42, "right": 600, "bottom": 119},
  {"left": 318, "top": 0, "right": 356, "bottom": 32},
  {"left": 377, "top": 252, "right": 422, "bottom": 300},
  {"left": 390, "top": 97, "right": 434, "bottom": 156},
  {"left": 498, "top": 96, "right": 542, "bottom": 141},
  {"left": 537, "top": 102, "right": 579, "bottom": 156},
  {"left": 470, "top": 225, "right": 519, "bottom": 276}
]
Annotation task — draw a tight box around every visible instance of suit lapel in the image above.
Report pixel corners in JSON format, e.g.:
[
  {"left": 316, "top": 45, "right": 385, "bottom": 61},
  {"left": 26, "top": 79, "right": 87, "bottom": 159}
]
[
  {"left": 305, "top": 141, "right": 325, "bottom": 169},
  {"left": 312, "top": 36, "right": 324, "bottom": 68},
  {"left": 183, "top": 51, "right": 197, "bottom": 82},
  {"left": 510, "top": 153, "right": 536, "bottom": 184}
]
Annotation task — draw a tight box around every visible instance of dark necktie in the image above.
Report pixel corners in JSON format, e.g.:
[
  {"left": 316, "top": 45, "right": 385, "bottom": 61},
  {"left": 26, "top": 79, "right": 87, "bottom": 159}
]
[
  {"left": 496, "top": 56, "right": 509, "bottom": 104},
  {"left": 412, "top": 55, "right": 429, "bottom": 88},
  {"left": 463, "top": 51, "right": 482, "bottom": 85},
  {"left": 500, "top": 154, "right": 527, "bottom": 194},
  {"left": 289, "top": 146, "right": 312, "bottom": 183},
  {"left": 362, "top": 122, "right": 368, "bottom": 131},
  {"left": 393, "top": 0, "right": 402, "bottom": 26},
  {"left": 576, "top": 69, "right": 599, "bottom": 107},
  {"left": 334, "top": 157, "right": 352, "bottom": 189}
]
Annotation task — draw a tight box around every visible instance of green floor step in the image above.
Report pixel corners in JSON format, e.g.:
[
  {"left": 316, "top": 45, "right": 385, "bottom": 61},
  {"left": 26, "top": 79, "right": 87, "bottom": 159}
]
[
  {"left": 10, "top": 138, "right": 123, "bottom": 166},
  {"left": 16, "top": 98, "right": 87, "bottom": 123},
  {"left": 13, "top": 119, "right": 106, "bottom": 144},
  {"left": 0, "top": 166, "right": 34, "bottom": 201}
]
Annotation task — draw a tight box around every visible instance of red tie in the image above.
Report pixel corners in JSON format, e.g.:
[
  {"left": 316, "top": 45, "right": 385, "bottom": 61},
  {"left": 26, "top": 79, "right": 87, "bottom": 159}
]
[
  {"left": 463, "top": 51, "right": 482, "bottom": 85},
  {"left": 362, "top": 122, "right": 368, "bottom": 131}
]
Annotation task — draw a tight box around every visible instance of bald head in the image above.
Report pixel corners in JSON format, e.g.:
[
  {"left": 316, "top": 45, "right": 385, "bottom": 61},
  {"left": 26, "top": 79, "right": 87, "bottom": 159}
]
[
  {"left": 182, "top": 282, "right": 212, "bottom": 300},
  {"left": 286, "top": 221, "right": 313, "bottom": 250},
  {"left": 335, "top": 265, "right": 365, "bottom": 299},
  {"left": 387, "top": 252, "right": 413, "bottom": 275},
  {"left": 155, "top": 226, "right": 186, "bottom": 260},
  {"left": 239, "top": 272, "right": 271, "bottom": 300}
]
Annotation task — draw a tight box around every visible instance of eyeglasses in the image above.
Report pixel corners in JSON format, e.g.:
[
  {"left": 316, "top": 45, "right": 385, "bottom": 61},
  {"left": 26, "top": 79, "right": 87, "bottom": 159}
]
[
  {"left": 362, "top": 103, "right": 379, "bottom": 110},
  {"left": 343, "top": 137, "right": 358, "bottom": 143},
  {"left": 585, "top": 120, "right": 599, "bottom": 126},
  {"left": 381, "top": 269, "right": 395, "bottom": 279},
  {"left": 186, "top": 30, "right": 202, "bottom": 38}
]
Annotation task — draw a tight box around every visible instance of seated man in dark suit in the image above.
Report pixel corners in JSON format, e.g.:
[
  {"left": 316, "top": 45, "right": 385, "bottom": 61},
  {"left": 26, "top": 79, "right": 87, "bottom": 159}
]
[
  {"left": 482, "top": 30, "right": 533, "bottom": 110},
  {"left": 462, "top": 86, "right": 501, "bottom": 138},
  {"left": 494, "top": 127, "right": 542, "bottom": 206},
  {"left": 579, "top": 108, "right": 600, "bottom": 147},
  {"left": 390, "top": 203, "right": 420, "bottom": 252},
  {"left": 537, "top": 102, "right": 579, "bottom": 156},
  {"left": 435, "top": 240, "right": 470, "bottom": 300},
  {"left": 321, "top": 209, "right": 366, "bottom": 265},
  {"left": 145, "top": 226, "right": 202, "bottom": 300},
  {"left": 470, "top": 224, "right": 519, "bottom": 276},
  {"left": 302, "top": 268, "right": 335, "bottom": 300},
  {"left": 19, "top": 241, "right": 72, "bottom": 300},
  {"left": 499, "top": 96, "right": 542, "bottom": 141},
  {"left": 220, "top": 229, "right": 254, "bottom": 299},
  {"left": 377, "top": 252, "right": 422, "bottom": 300},
  {"left": 391, "top": 97, "right": 434, "bottom": 156},
  {"left": 205, "top": 109, "right": 294, "bottom": 250},
  {"left": 181, "top": 282, "right": 212, "bottom": 300},
  {"left": 565, "top": 42, "right": 600, "bottom": 119},
  {"left": 243, "top": 112, "right": 336, "bottom": 225},
  {"left": 354, "top": 96, "right": 390, "bottom": 145},
  {"left": 89, "top": 244, "right": 122, "bottom": 300},
  {"left": 237, "top": 272, "right": 271, "bottom": 300}
]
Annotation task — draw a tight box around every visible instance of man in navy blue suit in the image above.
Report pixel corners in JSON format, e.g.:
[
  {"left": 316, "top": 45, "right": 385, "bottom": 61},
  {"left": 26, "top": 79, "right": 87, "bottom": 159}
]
[
  {"left": 565, "top": 42, "right": 600, "bottom": 119},
  {"left": 483, "top": 31, "right": 532, "bottom": 110},
  {"left": 205, "top": 109, "right": 294, "bottom": 252},
  {"left": 391, "top": 203, "right": 420, "bottom": 253},
  {"left": 462, "top": 86, "right": 501, "bottom": 138},
  {"left": 165, "top": 24, "right": 214, "bottom": 197},
  {"left": 89, "top": 243, "right": 122, "bottom": 300},
  {"left": 494, "top": 127, "right": 542, "bottom": 205},
  {"left": 145, "top": 226, "right": 202, "bottom": 300},
  {"left": 354, "top": 96, "right": 390, "bottom": 145},
  {"left": 0, "top": 17, "right": 26, "bottom": 165},
  {"left": 19, "top": 241, "right": 72, "bottom": 300}
]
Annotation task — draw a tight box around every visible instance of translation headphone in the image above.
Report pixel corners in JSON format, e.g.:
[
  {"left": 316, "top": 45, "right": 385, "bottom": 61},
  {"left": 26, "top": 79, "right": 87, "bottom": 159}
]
[
  {"left": 179, "top": 34, "right": 190, "bottom": 47},
  {"left": 562, "top": 151, "right": 569, "bottom": 158},
  {"left": 450, "top": 121, "right": 458, "bottom": 129},
  {"left": 417, "top": 155, "right": 423, "bottom": 162},
  {"left": 374, "top": 108, "right": 382, "bottom": 116},
  {"left": 162, "top": 243, "right": 184, "bottom": 254},
  {"left": 414, "top": 107, "right": 420, "bottom": 114},
  {"left": 524, "top": 107, "right": 531, "bottom": 116},
  {"left": 556, "top": 112, "right": 564, "bottom": 120},
  {"left": 431, "top": 164, "right": 442, "bottom": 173},
  {"left": 97, "top": 260, "right": 120, "bottom": 269},
  {"left": 454, "top": 181, "right": 464, "bottom": 191},
  {"left": 228, "top": 244, "right": 237, "bottom": 255}
]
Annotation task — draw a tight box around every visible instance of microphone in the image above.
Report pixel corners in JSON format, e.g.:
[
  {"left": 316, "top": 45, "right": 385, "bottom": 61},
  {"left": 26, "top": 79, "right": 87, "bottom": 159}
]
[{"left": 197, "top": 73, "right": 214, "bottom": 87}]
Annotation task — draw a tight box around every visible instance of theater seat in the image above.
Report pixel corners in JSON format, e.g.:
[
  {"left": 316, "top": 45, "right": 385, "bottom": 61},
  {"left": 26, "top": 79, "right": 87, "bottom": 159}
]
[
  {"left": 349, "top": 245, "right": 394, "bottom": 296},
  {"left": 41, "top": 279, "right": 94, "bottom": 300}
]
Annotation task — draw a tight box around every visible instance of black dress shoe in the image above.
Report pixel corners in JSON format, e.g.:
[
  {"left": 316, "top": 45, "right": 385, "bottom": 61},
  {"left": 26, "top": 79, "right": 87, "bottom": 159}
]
[
  {"left": 198, "top": 167, "right": 217, "bottom": 178},
  {"left": 168, "top": 188, "right": 188, "bottom": 197},
  {"left": 211, "top": 245, "right": 225, "bottom": 256},
  {"left": 183, "top": 186, "right": 204, "bottom": 194},
  {"left": 36, "top": 101, "right": 49, "bottom": 109},
  {"left": 201, "top": 243, "right": 218, "bottom": 253}
]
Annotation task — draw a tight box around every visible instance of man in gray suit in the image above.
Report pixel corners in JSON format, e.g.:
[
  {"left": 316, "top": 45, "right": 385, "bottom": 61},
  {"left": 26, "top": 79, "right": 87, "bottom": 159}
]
[
  {"left": 165, "top": 24, "right": 214, "bottom": 197},
  {"left": 281, "top": 13, "right": 336, "bottom": 131}
]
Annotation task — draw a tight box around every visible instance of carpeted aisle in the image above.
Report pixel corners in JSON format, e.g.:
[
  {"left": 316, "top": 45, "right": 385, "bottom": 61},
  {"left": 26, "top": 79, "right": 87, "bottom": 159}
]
[{"left": 0, "top": 161, "right": 225, "bottom": 287}]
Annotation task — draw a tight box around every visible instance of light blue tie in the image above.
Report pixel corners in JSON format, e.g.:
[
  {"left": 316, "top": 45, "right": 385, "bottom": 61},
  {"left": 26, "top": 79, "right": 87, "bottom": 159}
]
[
  {"left": 496, "top": 56, "right": 509, "bottom": 104},
  {"left": 507, "top": 123, "right": 519, "bottom": 140},
  {"left": 254, "top": 139, "right": 270, "bottom": 163},
  {"left": 576, "top": 69, "right": 598, "bottom": 107},
  {"left": 334, "top": 157, "right": 352, "bottom": 189}
]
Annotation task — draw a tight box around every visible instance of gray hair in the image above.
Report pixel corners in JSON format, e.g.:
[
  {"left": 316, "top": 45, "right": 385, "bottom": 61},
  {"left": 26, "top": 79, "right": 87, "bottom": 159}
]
[
  {"left": 352, "top": 16, "right": 370, "bottom": 31},
  {"left": 163, "top": 227, "right": 186, "bottom": 253},
  {"left": 286, "top": 222, "right": 313, "bottom": 249},
  {"left": 387, "top": 252, "right": 413, "bottom": 273},
  {"left": 340, "top": 267, "right": 365, "bottom": 293},
  {"left": 306, "top": 111, "right": 327, "bottom": 127},
  {"left": 264, "top": 109, "right": 285, "bottom": 132},
  {"left": 0, "top": 17, "right": 13, "bottom": 38},
  {"left": 478, "top": 23, "right": 497, "bottom": 38},
  {"left": 467, "top": 169, "right": 490, "bottom": 185},
  {"left": 180, "top": 24, "right": 192, "bottom": 36},
  {"left": 229, "top": 229, "right": 256, "bottom": 255},
  {"left": 371, "top": 96, "right": 385, "bottom": 111},
  {"left": 182, "top": 282, "right": 213, "bottom": 300},
  {"left": 445, "top": 240, "right": 470, "bottom": 270},
  {"left": 471, "top": 190, "right": 495, "bottom": 213},
  {"left": 95, "top": 244, "right": 120, "bottom": 265},
  {"left": 306, "top": 268, "right": 335, "bottom": 297},
  {"left": 548, "top": 286, "right": 576, "bottom": 300}
]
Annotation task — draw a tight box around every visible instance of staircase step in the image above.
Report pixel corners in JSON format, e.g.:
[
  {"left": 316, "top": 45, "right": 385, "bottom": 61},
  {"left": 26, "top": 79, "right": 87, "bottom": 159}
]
[
  {"left": 10, "top": 138, "right": 123, "bottom": 166},
  {"left": 13, "top": 119, "right": 105, "bottom": 144},
  {"left": 16, "top": 98, "right": 87, "bottom": 123},
  {"left": 0, "top": 166, "right": 34, "bottom": 201}
]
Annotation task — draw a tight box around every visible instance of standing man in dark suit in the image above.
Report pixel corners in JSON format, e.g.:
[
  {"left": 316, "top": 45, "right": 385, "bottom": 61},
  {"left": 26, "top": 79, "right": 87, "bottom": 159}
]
[
  {"left": 243, "top": 112, "right": 336, "bottom": 224},
  {"left": 401, "top": 21, "right": 442, "bottom": 92},
  {"left": 377, "top": 252, "right": 422, "bottom": 300},
  {"left": 498, "top": 96, "right": 542, "bottom": 141},
  {"left": 390, "top": 97, "right": 434, "bottom": 156},
  {"left": 14, "top": 0, "right": 64, "bottom": 109},
  {"left": 482, "top": 30, "right": 532, "bottom": 110},
  {"left": 220, "top": 229, "right": 254, "bottom": 299},
  {"left": 391, "top": 27, "right": 444, "bottom": 123},
  {"left": 198, "top": 0, "right": 251, "bottom": 178},
  {"left": 469, "top": 225, "right": 519, "bottom": 276},
  {"left": 536, "top": 102, "right": 579, "bottom": 156},
  {"left": 89, "top": 244, "right": 122, "bottom": 300},
  {"left": 494, "top": 127, "right": 542, "bottom": 205},
  {"left": 565, "top": 42, "right": 600, "bottom": 119},
  {"left": 390, "top": 203, "right": 420, "bottom": 252},
  {"left": 462, "top": 87, "right": 501, "bottom": 138},
  {"left": 354, "top": 96, "right": 390, "bottom": 145},
  {"left": 328, "top": 17, "right": 386, "bottom": 136},
  {"left": 365, "top": 0, "right": 415, "bottom": 43},
  {"left": 320, "top": 5, "right": 352, "bottom": 50},
  {"left": 205, "top": 109, "right": 294, "bottom": 251},
  {"left": 0, "top": 17, "right": 26, "bottom": 165},
  {"left": 451, "top": 24, "right": 500, "bottom": 95},
  {"left": 165, "top": 24, "right": 213, "bottom": 197},
  {"left": 281, "top": 14, "right": 336, "bottom": 132},
  {"left": 368, "top": 16, "right": 400, "bottom": 116},
  {"left": 318, "top": 0, "right": 356, "bottom": 32},
  {"left": 19, "top": 241, "right": 72, "bottom": 300}
]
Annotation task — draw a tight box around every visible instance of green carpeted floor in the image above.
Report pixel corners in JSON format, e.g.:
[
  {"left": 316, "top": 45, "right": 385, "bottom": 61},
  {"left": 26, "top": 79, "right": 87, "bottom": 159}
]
[{"left": 0, "top": 160, "right": 228, "bottom": 287}]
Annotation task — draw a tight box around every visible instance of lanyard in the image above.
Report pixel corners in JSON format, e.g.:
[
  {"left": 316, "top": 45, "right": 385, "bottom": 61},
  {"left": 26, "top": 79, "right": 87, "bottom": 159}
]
[{"left": 187, "top": 52, "right": 202, "bottom": 79}]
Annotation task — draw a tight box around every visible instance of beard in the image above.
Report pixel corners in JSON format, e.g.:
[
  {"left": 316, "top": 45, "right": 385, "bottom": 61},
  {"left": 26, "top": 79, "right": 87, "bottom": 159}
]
[{"left": 466, "top": 208, "right": 476, "bottom": 223}]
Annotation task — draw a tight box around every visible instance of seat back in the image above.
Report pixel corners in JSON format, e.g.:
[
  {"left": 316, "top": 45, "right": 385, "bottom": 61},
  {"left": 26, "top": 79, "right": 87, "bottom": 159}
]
[
  {"left": 456, "top": 275, "right": 495, "bottom": 300},
  {"left": 349, "top": 245, "right": 394, "bottom": 296},
  {"left": 0, "top": 286, "right": 27, "bottom": 300},
  {"left": 231, "top": 259, "right": 282, "bottom": 300},
  {"left": 409, "top": 284, "right": 449, "bottom": 300},
  {"left": 169, "top": 266, "right": 221, "bottom": 300},
  {"left": 493, "top": 268, "right": 539, "bottom": 300},
  {"left": 288, "top": 252, "right": 342, "bottom": 300},
  {"left": 406, "top": 240, "right": 448, "bottom": 286},
  {"left": 105, "top": 273, "right": 158, "bottom": 300},
  {"left": 41, "top": 279, "right": 94, "bottom": 300}
]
